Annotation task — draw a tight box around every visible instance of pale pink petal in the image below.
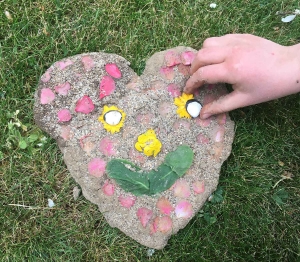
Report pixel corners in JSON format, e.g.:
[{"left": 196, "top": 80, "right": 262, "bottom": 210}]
[
  {"left": 160, "top": 66, "right": 175, "bottom": 80},
  {"left": 102, "top": 180, "right": 115, "bottom": 196},
  {"left": 211, "top": 125, "right": 225, "bottom": 143},
  {"left": 105, "top": 63, "right": 122, "bottom": 78},
  {"left": 75, "top": 95, "right": 94, "bottom": 114},
  {"left": 128, "top": 148, "right": 146, "bottom": 164},
  {"left": 99, "top": 136, "right": 117, "bottom": 156},
  {"left": 118, "top": 195, "right": 136, "bottom": 208},
  {"left": 158, "top": 216, "right": 173, "bottom": 233},
  {"left": 40, "top": 88, "right": 55, "bottom": 104},
  {"left": 135, "top": 113, "right": 154, "bottom": 125},
  {"left": 178, "top": 64, "right": 190, "bottom": 76},
  {"left": 82, "top": 55, "right": 94, "bottom": 71},
  {"left": 156, "top": 197, "right": 174, "bottom": 215},
  {"left": 173, "top": 119, "right": 191, "bottom": 130},
  {"left": 41, "top": 68, "right": 52, "bottom": 83},
  {"left": 195, "top": 117, "right": 211, "bottom": 128},
  {"left": 217, "top": 113, "right": 226, "bottom": 125},
  {"left": 137, "top": 207, "right": 153, "bottom": 228},
  {"left": 175, "top": 200, "right": 193, "bottom": 219},
  {"left": 88, "top": 158, "right": 106, "bottom": 177},
  {"left": 181, "top": 51, "right": 196, "bottom": 65},
  {"left": 60, "top": 126, "right": 73, "bottom": 140},
  {"left": 99, "top": 76, "right": 116, "bottom": 99},
  {"left": 167, "top": 83, "right": 181, "bottom": 97},
  {"left": 54, "top": 82, "right": 71, "bottom": 95},
  {"left": 56, "top": 59, "right": 73, "bottom": 70},
  {"left": 203, "top": 93, "right": 216, "bottom": 105},
  {"left": 173, "top": 180, "right": 191, "bottom": 198},
  {"left": 196, "top": 133, "right": 209, "bottom": 144},
  {"left": 193, "top": 180, "right": 205, "bottom": 194},
  {"left": 57, "top": 109, "right": 72, "bottom": 122},
  {"left": 165, "top": 50, "right": 181, "bottom": 67},
  {"left": 158, "top": 102, "right": 173, "bottom": 117},
  {"left": 149, "top": 217, "right": 159, "bottom": 235}
]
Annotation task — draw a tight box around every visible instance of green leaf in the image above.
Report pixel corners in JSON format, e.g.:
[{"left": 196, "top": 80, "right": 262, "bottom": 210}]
[
  {"left": 19, "top": 140, "right": 27, "bottom": 149},
  {"left": 28, "top": 134, "right": 39, "bottom": 143},
  {"left": 106, "top": 145, "right": 194, "bottom": 196},
  {"left": 272, "top": 188, "right": 289, "bottom": 205},
  {"left": 211, "top": 187, "right": 224, "bottom": 203}
]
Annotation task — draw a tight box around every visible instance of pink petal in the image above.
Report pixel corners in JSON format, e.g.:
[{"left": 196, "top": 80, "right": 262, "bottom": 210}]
[
  {"left": 56, "top": 59, "right": 73, "bottom": 70},
  {"left": 160, "top": 66, "right": 175, "bottom": 80},
  {"left": 57, "top": 109, "right": 72, "bottom": 122},
  {"left": 40, "top": 88, "right": 55, "bottom": 104},
  {"left": 203, "top": 93, "right": 216, "bottom": 105},
  {"left": 135, "top": 113, "right": 154, "bottom": 125},
  {"left": 75, "top": 95, "right": 94, "bottom": 114},
  {"left": 118, "top": 195, "right": 136, "bottom": 208},
  {"left": 41, "top": 68, "right": 52, "bottom": 83},
  {"left": 178, "top": 64, "right": 190, "bottom": 76},
  {"left": 82, "top": 55, "right": 95, "bottom": 71},
  {"left": 99, "top": 76, "right": 116, "bottom": 99},
  {"left": 137, "top": 207, "right": 153, "bottom": 228},
  {"left": 88, "top": 158, "right": 106, "bottom": 177},
  {"left": 173, "top": 180, "right": 191, "bottom": 198},
  {"left": 60, "top": 126, "right": 72, "bottom": 140},
  {"left": 181, "top": 51, "right": 196, "bottom": 65},
  {"left": 165, "top": 50, "right": 181, "bottom": 67},
  {"left": 158, "top": 216, "right": 173, "bottom": 233},
  {"left": 156, "top": 197, "right": 174, "bottom": 215},
  {"left": 195, "top": 117, "right": 211, "bottom": 128},
  {"left": 196, "top": 133, "right": 209, "bottom": 144},
  {"left": 54, "top": 82, "right": 71, "bottom": 95},
  {"left": 167, "top": 83, "right": 181, "bottom": 97},
  {"left": 99, "top": 136, "right": 117, "bottom": 156},
  {"left": 211, "top": 125, "right": 225, "bottom": 143},
  {"left": 217, "top": 113, "right": 226, "bottom": 125},
  {"left": 102, "top": 180, "right": 115, "bottom": 196},
  {"left": 173, "top": 119, "right": 191, "bottom": 130},
  {"left": 175, "top": 200, "right": 193, "bottom": 219},
  {"left": 105, "top": 63, "right": 122, "bottom": 78},
  {"left": 158, "top": 102, "right": 173, "bottom": 117},
  {"left": 149, "top": 217, "right": 159, "bottom": 235},
  {"left": 193, "top": 181, "right": 205, "bottom": 194},
  {"left": 128, "top": 148, "right": 146, "bottom": 164}
]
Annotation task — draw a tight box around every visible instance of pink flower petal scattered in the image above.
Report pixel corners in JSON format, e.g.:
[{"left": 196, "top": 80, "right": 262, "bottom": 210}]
[
  {"left": 160, "top": 66, "right": 175, "bottom": 80},
  {"left": 173, "top": 119, "right": 191, "bottom": 130},
  {"left": 128, "top": 148, "right": 146, "bottom": 164},
  {"left": 149, "top": 217, "right": 159, "bottom": 235},
  {"left": 178, "top": 64, "right": 190, "bottom": 76},
  {"left": 167, "top": 83, "right": 181, "bottom": 97},
  {"left": 41, "top": 68, "right": 52, "bottom": 83},
  {"left": 99, "top": 136, "right": 117, "bottom": 156},
  {"left": 158, "top": 216, "right": 173, "bottom": 233},
  {"left": 99, "top": 76, "right": 116, "bottom": 99},
  {"left": 193, "top": 180, "right": 205, "bottom": 194},
  {"left": 195, "top": 117, "right": 211, "bottom": 128},
  {"left": 137, "top": 207, "right": 153, "bottom": 228},
  {"left": 119, "top": 195, "right": 136, "bottom": 208},
  {"left": 196, "top": 133, "right": 209, "bottom": 144},
  {"left": 75, "top": 95, "right": 95, "bottom": 114},
  {"left": 56, "top": 59, "right": 73, "bottom": 70},
  {"left": 102, "top": 180, "right": 115, "bottom": 196},
  {"left": 175, "top": 200, "right": 193, "bottom": 219},
  {"left": 105, "top": 63, "right": 122, "bottom": 78},
  {"left": 156, "top": 197, "right": 174, "bottom": 215},
  {"left": 158, "top": 102, "right": 173, "bottom": 117},
  {"left": 181, "top": 51, "right": 196, "bottom": 65},
  {"left": 165, "top": 50, "right": 181, "bottom": 67},
  {"left": 135, "top": 113, "right": 154, "bottom": 125},
  {"left": 203, "top": 93, "right": 216, "bottom": 105},
  {"left": 60, "top": 126, "right": 73, "bottom": 140},
  {"left": 79, "top": 135, "right": 95, "bottom": 155},
  {"left": 57, "top": 109, "right": 72, "bottom": 122},
  {"left": 54, "top": 82, "right": 71, "bottom": 95},
  {"left": 88, "top": 158, "right": 106, "bottom": 178},
  {"left": 212, "top": 125, "right": 225, "bottom": 143},
  {"left": 217, "top": 113, "right": 226, "bottom": 125},
  {"left": 40, "top": 88, "right": 55, "bottom": 104},
  {"left": 81, "top": 55, "right": 95, "bottom": 71},
  {"left": 173, "top": 180, "right": 191, "bottom": 198},
  {"left": 212, "top": 143, "right": 223, "bottom": 159}
]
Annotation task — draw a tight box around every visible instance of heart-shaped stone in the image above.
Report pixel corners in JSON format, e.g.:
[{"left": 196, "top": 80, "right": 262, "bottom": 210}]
[{"left": 34, "top": 46, "right": 234, "bottom": 249}]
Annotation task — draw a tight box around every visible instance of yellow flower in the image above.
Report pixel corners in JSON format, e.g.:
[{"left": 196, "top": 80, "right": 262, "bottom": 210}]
[
  {"left": 135, "top": 129, "right": 162, "bottom": 157},
  {"left": 174, "top": 93, "right": 194, "bottom": 118},
  {"left": 98, "top": 105, "right": 126, "bottom": 134}
]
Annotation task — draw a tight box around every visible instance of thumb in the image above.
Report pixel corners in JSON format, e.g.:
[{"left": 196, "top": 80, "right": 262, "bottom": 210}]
[{"left": 200, "top": 91, "right": 248, "bottom": 119}]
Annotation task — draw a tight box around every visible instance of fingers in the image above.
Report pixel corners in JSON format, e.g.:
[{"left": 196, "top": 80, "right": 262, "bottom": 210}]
[
  {"left": 184, "top": 63, "right": 232, "bottom": 94},
  {"left": 200, "top": 91, "right": 248, "bottom": 119},
  {"left": 202, "top": 34, "right": 252, "bottom": 48},
  {"left": 190, "top": 46, "right": 229, "bottom": 74}
]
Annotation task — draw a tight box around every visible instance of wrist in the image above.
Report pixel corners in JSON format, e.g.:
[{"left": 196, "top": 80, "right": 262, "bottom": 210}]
[{"left": 286, "top": 44, "right": 300, "bottom": 94}]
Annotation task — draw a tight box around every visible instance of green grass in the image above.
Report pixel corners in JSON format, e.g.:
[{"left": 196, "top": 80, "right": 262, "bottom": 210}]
[{"left": 1, "top": 0, "right": 300, "bottom": 261}]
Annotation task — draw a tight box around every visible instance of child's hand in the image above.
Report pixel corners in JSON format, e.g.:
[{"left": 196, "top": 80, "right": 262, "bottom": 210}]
[{"left": 184, "top": 34, "right": 300, "bottom": 119}]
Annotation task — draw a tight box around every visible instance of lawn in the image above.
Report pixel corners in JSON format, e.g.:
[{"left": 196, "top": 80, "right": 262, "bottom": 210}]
[{"left": 1, "top": 0, "right": 300, "bottom": 261}]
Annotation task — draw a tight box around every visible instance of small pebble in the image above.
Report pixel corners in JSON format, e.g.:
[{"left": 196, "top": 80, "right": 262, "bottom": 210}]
[
  {"left": 104, "top": 110, "right": 122, "bottom": 125},
  {"left": 73, "top": 186, "right": 81, "bottom": 201},
  {"left": 186, "top": 99, "right": 202, "bottom": 118}
]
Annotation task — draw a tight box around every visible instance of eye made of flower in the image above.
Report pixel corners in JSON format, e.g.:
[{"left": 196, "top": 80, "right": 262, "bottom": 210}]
[
  {"left": 174, "top": 93, "right": 202, "bottom": 118},
  {"left": 98, "top": 105, "right": 126, "bottom": 134}
]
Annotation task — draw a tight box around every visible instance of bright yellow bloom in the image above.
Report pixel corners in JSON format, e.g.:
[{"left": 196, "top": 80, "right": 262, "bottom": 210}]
[
  {"left": 98, "top": 105, "right": 126, "bottom": 134},
  {"left": 135, "top": 129, "right": 162, "bottom": 157},
  {"left": 174, "top": 93, "right": 194, "bottom": 118}
]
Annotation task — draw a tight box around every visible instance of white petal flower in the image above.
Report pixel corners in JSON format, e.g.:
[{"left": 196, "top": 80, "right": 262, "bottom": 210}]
[
  {"left": 295, "top": 9, "right": 300, "bottom": 15},
  {"left": 48, "top": 199, "right": 55, "bottom": 208},
  {"left": 210, "top": 3, "right": 217, "bottom": 8},
  {"left": 5, "top": 11, "right": 13, "bottom": 21},
  {"left": 281, "top": 14, "right": 296, "bottom": 23}
]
